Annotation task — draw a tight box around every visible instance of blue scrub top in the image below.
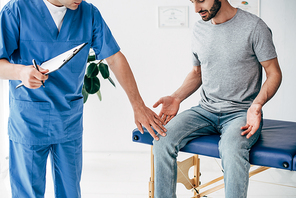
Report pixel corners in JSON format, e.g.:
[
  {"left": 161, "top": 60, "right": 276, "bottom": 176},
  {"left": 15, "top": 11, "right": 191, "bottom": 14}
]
[{"left": 0, "top": 0, "right": 120, "bottom": 145}]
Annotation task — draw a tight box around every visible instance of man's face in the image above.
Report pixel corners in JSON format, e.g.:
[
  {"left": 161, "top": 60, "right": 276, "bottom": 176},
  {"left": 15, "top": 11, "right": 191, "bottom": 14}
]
[
  {"left": 192, "top": 0, "right": 222, "bottom": 21},
  {"left": 47, "top": 0, "right": 82, "bottom": 10}
]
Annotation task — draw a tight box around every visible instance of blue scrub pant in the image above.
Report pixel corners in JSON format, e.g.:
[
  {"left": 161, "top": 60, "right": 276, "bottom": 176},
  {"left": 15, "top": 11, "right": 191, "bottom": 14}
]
[{"left": 9, "top": 137, "right": 83, "bottom": 198}]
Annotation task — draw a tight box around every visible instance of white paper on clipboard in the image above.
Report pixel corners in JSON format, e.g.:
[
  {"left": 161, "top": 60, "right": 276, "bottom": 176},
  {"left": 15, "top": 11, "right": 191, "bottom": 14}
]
[
  {"left": 41, "top": 42, "right": 88, "bottom": 74},
  {"left": 15, "top": 43, "right": 88, "bottom": 89}
]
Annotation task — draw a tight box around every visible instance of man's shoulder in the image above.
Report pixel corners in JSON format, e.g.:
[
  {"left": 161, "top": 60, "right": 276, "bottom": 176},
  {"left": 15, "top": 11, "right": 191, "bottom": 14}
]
[
  {"left": 2, "top": 0, "right": 39, "bottom": 13},
  {"left": 237, "top": 8, "right": 260, "bottom": 19},
  {"left": 236, "top": 8, "right": 261, "bottom": 25},
  {"left": 1, "top": 0, "right": 24, "bottom": 19},
  {"left": 2, "top": 0, "right": 20, "bottom": 9},
  {"left": 80, "top": 1, "right": 99, "bottom": 11},
  {"left": 78, "top": 1, "right": 102, "bottom": 16},
  {"left": 236, "top": 8, "right": 271, "bottom": 35}
]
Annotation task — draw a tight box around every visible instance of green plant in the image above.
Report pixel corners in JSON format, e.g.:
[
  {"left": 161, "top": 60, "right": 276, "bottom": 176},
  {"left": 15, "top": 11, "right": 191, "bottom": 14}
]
[{"left": 82, "top": 50, "right": 115, "bottom": 103}]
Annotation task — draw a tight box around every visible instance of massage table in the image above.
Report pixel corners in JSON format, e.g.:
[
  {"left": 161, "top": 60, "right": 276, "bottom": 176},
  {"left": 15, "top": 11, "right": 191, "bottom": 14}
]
[{"left": 132, "top": 119, "right": 296, "bottom": 198}]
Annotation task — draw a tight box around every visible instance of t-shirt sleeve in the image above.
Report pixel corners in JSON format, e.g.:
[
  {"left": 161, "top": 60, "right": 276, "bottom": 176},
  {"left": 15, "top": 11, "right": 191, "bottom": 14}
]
[
  {"left": 252, "top": 19, "right": 277, "bottom": 62},
  {"left": 91, "top": 6, "right": 120, "bottom": 60},
  {"left": 191, "top": 27, "right": 201, "bottom": 67},
  {"left": 0, "top": 5, "right": 20, "bottom": 60},
  {"left": 192, "top": 52, "right": 201, "bottom": 66}
]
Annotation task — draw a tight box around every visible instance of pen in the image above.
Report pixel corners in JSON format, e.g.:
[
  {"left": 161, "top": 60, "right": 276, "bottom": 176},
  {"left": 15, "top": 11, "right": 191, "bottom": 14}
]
[
  {"left": 32, "top": 59, "right": 45, "bottom": 87},
  {"left": 15, "top": 59, "right": 45, "bottom": 89}
]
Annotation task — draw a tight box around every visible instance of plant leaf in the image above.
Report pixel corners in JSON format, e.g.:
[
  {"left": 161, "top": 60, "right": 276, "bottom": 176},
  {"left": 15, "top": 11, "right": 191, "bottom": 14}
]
[
  {"left": 98, "top": 63, "right": 109, "bottom": 79},
  {"left": 87, "top": 54, "right": 96, "bottom": 62},
  {"left": 108, "top": 77, "right": 116, "bottom": 87},
  {"left": 96, "top": 90, "right": 102, "bottom": 101},
  {"left": 86, "top": 63, "right": 99, "bottom": 78},
  {"left": 82, "top": 85, "right": 89, "bottom": 103},
  {"left": 84, "top": 75, "right": 100, "bottom": 94}
]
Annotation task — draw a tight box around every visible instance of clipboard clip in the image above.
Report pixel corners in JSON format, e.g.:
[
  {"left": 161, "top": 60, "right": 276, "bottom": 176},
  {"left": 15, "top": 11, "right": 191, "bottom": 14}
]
[
  {"left": 63, "top": 43, "right": 87, "bottom": 63},
  {"left": 63, "top": 53, "right": 74, "bottom": 63}
]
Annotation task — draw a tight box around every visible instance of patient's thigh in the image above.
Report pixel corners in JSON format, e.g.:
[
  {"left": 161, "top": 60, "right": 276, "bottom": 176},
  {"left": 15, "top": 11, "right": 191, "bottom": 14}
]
[
  {"left": 159, "top": 106, "right": 217, "bottom": 150},
  {"left": 219, "top": 113, "right": 261, "bottom": 157}
]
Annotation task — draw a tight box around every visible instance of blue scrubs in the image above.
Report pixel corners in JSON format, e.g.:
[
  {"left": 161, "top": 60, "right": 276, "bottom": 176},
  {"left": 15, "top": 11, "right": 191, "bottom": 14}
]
[{"left": 0, "top": 0, "right": 120, "bottom": 197}]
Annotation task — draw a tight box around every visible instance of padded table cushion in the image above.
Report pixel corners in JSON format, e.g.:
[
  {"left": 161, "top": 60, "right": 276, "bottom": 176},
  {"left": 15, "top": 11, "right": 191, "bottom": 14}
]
[
  {"left": 132, "top": 119, "right": 296, "bottom": 171},
  {"left": 294, "top": 155, "right": 296, "bottom": 171}
]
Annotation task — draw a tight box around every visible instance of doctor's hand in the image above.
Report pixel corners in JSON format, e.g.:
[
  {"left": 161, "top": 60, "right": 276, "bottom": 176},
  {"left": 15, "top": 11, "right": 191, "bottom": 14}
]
[
  {"left": 241, "top": 103, "right": 262, "bottom": 139},
  {"left": 134, "top": 104, "right": 167, "bottom": 141},
  {"left": 153, "top": 96, "right": 181, "bottom": 125},
  {"left": 20, "top": 65, "right": 48, "bottom": 89}
]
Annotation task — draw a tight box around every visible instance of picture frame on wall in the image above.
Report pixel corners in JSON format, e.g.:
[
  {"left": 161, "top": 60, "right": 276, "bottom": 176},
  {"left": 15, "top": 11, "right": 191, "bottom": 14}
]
[
  {"left": 158, "top": 6, "right": 189, "bottom": 28},
  {"left": 229, "top": 0, "right": 261, "bottom": 17}
]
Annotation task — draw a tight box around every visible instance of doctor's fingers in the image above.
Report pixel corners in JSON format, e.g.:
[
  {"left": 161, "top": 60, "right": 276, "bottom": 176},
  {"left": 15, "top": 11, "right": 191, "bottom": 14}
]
[
  {"left": 152, "top": 118, "right": 167, "bottom": 137},
  {"left": 136, "top": 121, "right": 159, "bottom": 141},
  {"left": 29, "top": 72, "right": 48, "bottom": 84},
  {"left": 138, "top": 118, "right": 167, "bottom": 140},
  {"left": 24, "top": 80, "right": 44, "bottom": 89},
  {"left": 31, "top": 68, "right": 48, "bottom": 81},
  {"left": 36, "top": 73, "right": 48, "bottom": 81},
  {"left": 38, "top": 66, "right": 49, "bottom": 75},
  {"left": 22, "top": 66, "right": 47, "bottom": 81}
]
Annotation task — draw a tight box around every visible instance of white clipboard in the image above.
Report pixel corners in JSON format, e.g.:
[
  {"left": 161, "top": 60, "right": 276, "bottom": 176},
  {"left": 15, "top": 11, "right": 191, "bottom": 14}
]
[
  {"left": 16, "top": 42, "right": 88, "bottom": 89},
  {"left": 41, "top": 42, "right": 88, "bottom": 74}
]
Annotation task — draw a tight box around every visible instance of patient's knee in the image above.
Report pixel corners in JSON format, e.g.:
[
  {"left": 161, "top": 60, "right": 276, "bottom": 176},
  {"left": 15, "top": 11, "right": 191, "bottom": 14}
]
[
  {"left": 153, "top": 134, "right": 178, "bottom": 158},
  {"left": 219, "top": 143, "right": 250, "bottom": 168}
]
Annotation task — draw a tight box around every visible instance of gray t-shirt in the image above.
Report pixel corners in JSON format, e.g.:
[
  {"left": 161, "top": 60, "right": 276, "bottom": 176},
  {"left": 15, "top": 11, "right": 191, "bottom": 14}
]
[{"left": 192, "top": 8, "right": 277, "bottom": 113}]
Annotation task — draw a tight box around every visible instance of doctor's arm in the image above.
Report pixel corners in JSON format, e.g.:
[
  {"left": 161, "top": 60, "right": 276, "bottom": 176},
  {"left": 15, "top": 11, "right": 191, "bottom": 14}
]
[
  {"left": 241, "top": 57, "right": 282, "bottom": 138},
  {"left": 153, "top": 66, "right": 202, "bottom": 124},
  {"left": 0, "top": 58, "right": 48, "bottom": 89},
  {"left": 105, "top": 51, "right": 167, "bottom": 140}
]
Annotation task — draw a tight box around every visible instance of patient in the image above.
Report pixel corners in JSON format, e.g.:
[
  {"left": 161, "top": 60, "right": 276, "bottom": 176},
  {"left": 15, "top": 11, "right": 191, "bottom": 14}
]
[{"left": 152, "top": 0, "right": 282, "bottom": 197}]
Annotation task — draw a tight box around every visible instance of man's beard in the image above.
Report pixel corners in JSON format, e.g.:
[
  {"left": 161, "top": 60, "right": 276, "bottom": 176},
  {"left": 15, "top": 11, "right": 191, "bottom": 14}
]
[{"left": 200, "top": 0, "right": 222, "bottom": 21}]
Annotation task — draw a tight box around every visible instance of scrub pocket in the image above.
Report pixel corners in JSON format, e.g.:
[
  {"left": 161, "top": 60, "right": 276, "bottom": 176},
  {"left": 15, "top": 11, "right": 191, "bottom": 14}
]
[
  {"left": 8, "top": 99, "right": 51, "bottom": 144},
  {"left": 65, "top": 97, "right": 84, "bottom": 134}
]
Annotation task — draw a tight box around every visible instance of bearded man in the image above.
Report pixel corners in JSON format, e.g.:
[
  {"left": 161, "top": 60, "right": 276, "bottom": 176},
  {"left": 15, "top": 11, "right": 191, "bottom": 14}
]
[{"left": 152, "top": 0, "right": 282, "bottom": 197}]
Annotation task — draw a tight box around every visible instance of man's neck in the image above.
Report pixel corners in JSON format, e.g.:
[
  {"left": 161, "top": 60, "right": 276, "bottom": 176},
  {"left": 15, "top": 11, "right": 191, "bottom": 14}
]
[{"left": 211, "top": 2, "right": 237, "bottom": 25}]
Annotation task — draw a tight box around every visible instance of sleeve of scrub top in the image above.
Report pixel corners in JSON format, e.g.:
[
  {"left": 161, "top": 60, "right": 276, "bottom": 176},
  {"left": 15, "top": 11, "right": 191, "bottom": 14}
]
[
  {"left": 0, "top": 5, "right": 20, "bottom": 60},
  {"left": 90, "top": 6, "right": 120, "bottom": 61}
]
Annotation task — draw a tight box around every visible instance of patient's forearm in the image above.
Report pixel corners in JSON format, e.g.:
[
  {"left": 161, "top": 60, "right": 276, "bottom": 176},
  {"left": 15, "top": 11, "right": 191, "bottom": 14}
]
[{"left": 172, "top": 66, "right": 202, "bottom": 103}]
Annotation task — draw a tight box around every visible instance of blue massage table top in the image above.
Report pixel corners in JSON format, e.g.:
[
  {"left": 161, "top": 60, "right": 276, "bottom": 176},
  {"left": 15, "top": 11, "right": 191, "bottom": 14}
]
[{"left": 132, "top": 119, "right": 296, "bottom": 171}]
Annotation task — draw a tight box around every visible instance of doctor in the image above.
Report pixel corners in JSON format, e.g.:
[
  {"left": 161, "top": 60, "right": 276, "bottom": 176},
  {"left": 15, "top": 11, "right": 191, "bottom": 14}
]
[{"left": 0, "top": 0, "right": 166, "bottom": 197}]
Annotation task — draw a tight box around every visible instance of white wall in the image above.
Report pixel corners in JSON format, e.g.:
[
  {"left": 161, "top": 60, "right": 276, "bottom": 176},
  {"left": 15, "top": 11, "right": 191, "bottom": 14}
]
[
  {"left": 83, "top": 0, "right": 296, "bottom": 152},
  {"left": 83, "top": 0, "right": 199, "bottom": 152},
  {"left": 260, "top": 0, "right": 296, "bottom": 121}
]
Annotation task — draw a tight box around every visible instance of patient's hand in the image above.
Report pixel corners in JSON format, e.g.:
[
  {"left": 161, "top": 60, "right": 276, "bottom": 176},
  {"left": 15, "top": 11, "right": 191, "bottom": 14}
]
[
  {"left": 241, "top": 104, "right": 262, "bottom": 139},
  {"left": 153, "top": 96, "right": 181, "bottom": 125}
]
